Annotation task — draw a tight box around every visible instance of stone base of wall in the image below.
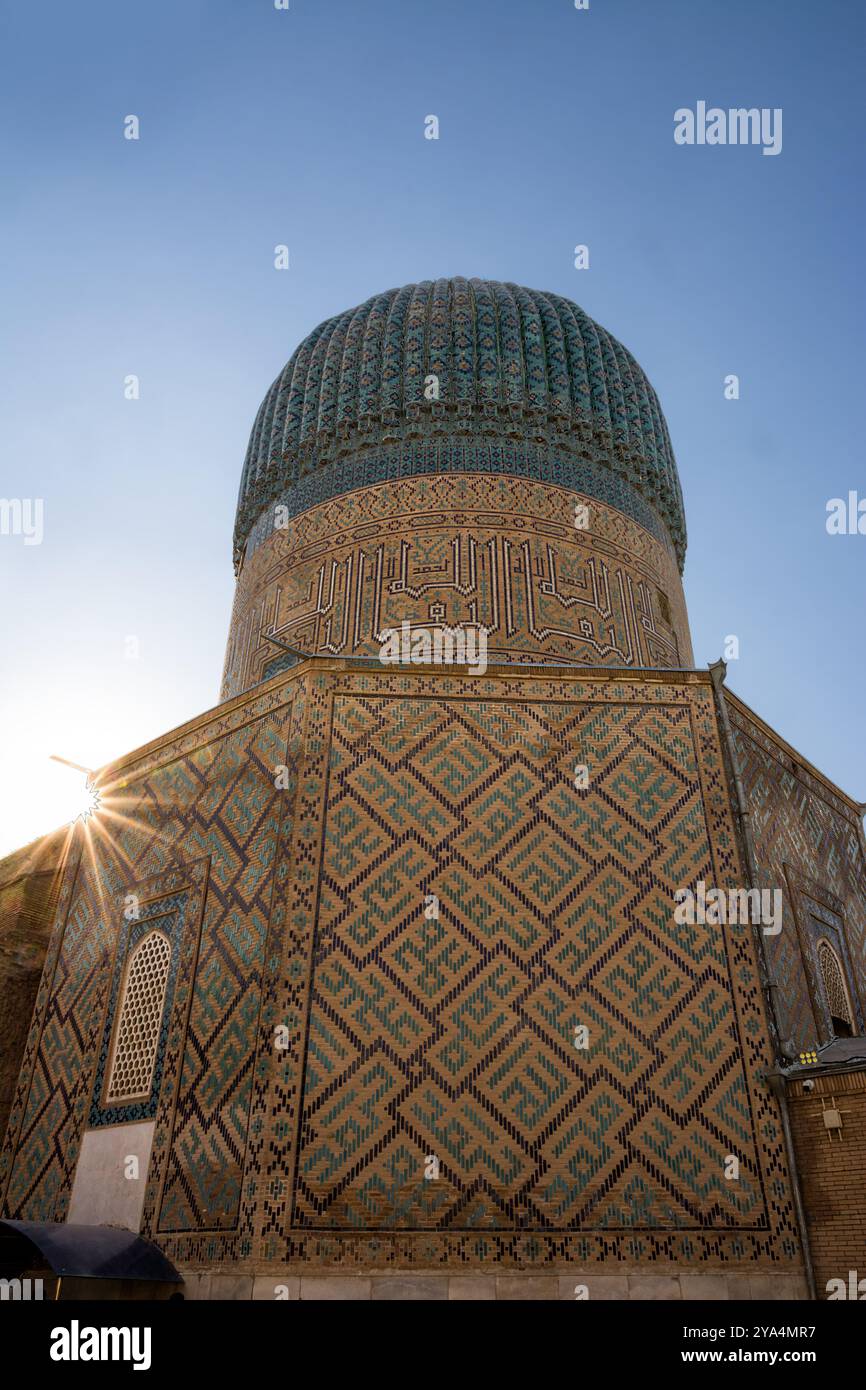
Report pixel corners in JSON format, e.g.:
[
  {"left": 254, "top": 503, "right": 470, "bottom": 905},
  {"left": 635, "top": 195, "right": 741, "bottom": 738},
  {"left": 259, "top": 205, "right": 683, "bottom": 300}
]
[{"left": 178, "top": 1268, "right": 809, "bottom": 1302}]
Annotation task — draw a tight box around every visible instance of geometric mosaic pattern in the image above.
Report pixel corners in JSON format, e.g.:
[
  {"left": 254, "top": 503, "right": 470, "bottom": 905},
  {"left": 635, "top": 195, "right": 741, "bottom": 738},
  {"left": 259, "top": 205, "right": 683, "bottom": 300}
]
[
  {"left": 1, "top": 666, "right": 803, "bottom": 1270},
  {"left": 252, "top": 669, "right": 798, "bottom": 1268},
  {"left": 294, "top": 696, "right": 768, "bottom": 1232},
  {"left": 242, "top": 441, "right": 675, "bottom": 563}
]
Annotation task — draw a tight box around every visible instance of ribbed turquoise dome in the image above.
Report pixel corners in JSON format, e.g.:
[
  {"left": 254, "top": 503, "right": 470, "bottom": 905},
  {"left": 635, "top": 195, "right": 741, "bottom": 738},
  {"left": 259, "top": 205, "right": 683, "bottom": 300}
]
[{"left": 234, "top": 278, "right": 685, "bottom": 568}]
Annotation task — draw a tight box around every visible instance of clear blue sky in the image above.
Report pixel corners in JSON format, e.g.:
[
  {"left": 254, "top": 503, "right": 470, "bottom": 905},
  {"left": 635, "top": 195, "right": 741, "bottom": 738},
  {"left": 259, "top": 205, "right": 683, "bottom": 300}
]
[{"left": 1, "top": 0, "right": 864, "bottom": 855}]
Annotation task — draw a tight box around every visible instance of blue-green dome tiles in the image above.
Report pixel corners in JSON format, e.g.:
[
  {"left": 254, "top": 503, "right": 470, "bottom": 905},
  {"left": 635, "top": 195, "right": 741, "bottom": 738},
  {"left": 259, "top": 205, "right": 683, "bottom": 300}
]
[{"left": 234, "top": 278, "right": 687, "bottom": 570}]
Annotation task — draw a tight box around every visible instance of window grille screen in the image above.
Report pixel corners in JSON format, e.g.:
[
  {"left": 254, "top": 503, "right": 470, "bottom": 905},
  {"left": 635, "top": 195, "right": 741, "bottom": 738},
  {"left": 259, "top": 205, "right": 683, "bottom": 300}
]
[
  {"left": 818, "top": 940, "right": 852, "bottom": 1030},
  {"left": 106, "top": 930, "right": 171, "bottom": 1103}
]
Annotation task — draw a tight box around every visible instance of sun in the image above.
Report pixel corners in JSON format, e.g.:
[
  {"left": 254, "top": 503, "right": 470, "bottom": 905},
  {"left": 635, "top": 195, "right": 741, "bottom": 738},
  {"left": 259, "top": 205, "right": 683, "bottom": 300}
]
[
  {"left": 46, "top": 755, "right": 103, "bottom": 831},
  {"left": 78, "top": 782, "right": 102, "bottom": 824}
]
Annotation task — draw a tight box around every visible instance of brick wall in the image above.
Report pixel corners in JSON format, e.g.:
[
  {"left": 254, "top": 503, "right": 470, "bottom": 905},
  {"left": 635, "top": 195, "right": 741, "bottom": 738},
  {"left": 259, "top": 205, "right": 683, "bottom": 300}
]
[
  {"left": 787, "top": 1070, "right": 866, "bottom": 1297},
  {"left": 0, "top": 829, "right": 68, "bottom": 1146}
]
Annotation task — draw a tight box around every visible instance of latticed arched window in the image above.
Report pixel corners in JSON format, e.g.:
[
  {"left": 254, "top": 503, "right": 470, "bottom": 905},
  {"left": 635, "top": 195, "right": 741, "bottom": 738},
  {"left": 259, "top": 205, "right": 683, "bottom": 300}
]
[
  {"left": 817, "top": 940, "right": 854, "bottom": 1040},
  {"left": 106, "top": 930, "right": 172, "bottom": 1103}
]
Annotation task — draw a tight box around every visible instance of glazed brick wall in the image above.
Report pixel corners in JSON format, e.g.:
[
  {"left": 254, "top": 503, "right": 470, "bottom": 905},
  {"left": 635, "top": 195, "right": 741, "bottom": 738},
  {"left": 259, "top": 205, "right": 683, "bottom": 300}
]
[
  {"left": 0, "top": 665, "right": 803, "bottom": 1275},
  {"left": 730, "top": 694, "right": 866, "bottom": 1057},
  {"left": 787, "top": 1071, "right": 866, "bottom": 1297}
]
